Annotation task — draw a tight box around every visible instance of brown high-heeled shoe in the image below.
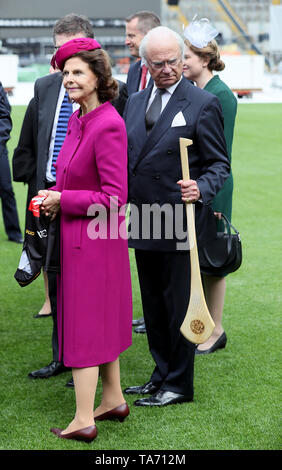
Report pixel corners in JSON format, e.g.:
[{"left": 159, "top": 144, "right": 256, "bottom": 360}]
[
  {"left": 95, "top": 403, "right": 129, "bottom": 422},
  {"left": 50, "top": 425, "right": 98, "bottom": 442}
]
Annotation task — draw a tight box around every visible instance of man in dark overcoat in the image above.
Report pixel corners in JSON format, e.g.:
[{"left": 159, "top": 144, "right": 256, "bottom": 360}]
[
  {"left": 0, "top": 82, "right": 23, "bottom": 243},
  {"left": 123, "top": 26, "right": 230, "bottom": 406}
]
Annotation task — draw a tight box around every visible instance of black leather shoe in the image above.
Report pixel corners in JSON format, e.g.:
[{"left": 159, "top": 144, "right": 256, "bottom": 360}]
[
  {"left": 195, "top": 332, "right": 227, "bottom": 355},
  {"left": 134, "top": 390, "right": 193, "bottom": 407},
  {"left": 134, "top": 323, "right": 146, "bottom": 334},
  {"left": 124, "top": 380, "right": 159, "bottom": 395},
  {"left": 33, "top": 313, "right": 52, "bottom": 318},
  {"left": 66, "top": 377, "right": 74, "bottom": 387},
  {"left": 132, "top": 317, "right": 144, "bottom": 326},
  {"left": 28, "top": 361, "right": 70, "bottom": 378}
]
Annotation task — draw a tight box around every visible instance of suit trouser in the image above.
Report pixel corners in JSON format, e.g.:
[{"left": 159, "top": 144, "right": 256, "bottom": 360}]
[
  {"left": 44, "top": 181, "right": 60, "bottom": 363},
  {"left": 0, "top": 149, "right": 22, "bottom": 240},
  {"left": 47, "top": 270, "right": 59, "bottom": 362},
  {"left": 135, "top": 249, "right": 195, "bottom": 398}
]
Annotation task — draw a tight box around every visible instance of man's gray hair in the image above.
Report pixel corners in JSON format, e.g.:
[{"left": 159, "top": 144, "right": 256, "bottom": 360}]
[
  {"left": 139, "top": 26, "right": 185, "bottom": 64},
  {"left": 125, "top": 11, "right": 161, "bottom": 34}
]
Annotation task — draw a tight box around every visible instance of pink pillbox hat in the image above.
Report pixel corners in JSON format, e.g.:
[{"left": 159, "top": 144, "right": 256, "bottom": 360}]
[{"left": 51, "top": 37, "right": 101, "bottom": 70}]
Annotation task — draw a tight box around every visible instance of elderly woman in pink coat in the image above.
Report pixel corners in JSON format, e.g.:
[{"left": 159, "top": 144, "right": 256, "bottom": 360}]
[{"left": 38, "top": 38, "right": 132, "bottom": 443}]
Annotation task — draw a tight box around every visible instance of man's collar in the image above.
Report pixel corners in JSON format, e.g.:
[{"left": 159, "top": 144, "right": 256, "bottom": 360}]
[{"left": 152, "top": 76, "right": 183, "bottom": 95}]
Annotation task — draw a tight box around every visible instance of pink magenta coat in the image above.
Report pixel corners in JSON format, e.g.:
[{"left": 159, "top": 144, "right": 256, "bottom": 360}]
[{"left": 51, "top": 101, "right": 132, "bottom": 368}]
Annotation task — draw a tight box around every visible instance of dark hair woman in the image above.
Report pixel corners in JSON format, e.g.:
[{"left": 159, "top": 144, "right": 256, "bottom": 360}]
[{"left": 39, "top": 38, "right": 132, "bottom": 442}]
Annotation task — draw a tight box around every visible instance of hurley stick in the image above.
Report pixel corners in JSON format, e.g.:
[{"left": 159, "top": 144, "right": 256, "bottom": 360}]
[{"left": 179, "top": 138, "right": 215, "bottom": 344}]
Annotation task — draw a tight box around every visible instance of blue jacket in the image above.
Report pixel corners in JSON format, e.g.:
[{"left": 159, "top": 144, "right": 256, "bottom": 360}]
[
  {"left": 126, "top": 60, "right": 153, "bottom": 95},
  {"left": 0, "top": 82, "right": 12, "bottom": 154}
]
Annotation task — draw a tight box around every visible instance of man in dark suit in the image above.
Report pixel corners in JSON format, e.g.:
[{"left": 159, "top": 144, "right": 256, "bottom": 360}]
[
  {"left": 123, "top": 26, "right": 230, "bottom": 406},
  {"left": 125, "top": 11, "right": 160, "bottom": 96},
  {"left": 0, "top": 82, "right": 23, "bottom": 244},
  {"left": 125, "top": 11, "right": 161, "bottom": 333},
  {"left": 12, "top": 13, "right": 128, "bottom": 382}
]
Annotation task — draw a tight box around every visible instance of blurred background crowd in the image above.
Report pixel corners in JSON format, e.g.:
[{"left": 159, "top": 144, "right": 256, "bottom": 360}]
[{"left": 1, "top": 0, "right": 282, "bottom": 104}]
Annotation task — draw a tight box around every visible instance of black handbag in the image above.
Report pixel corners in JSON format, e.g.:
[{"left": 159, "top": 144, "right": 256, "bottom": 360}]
[{"left": 199, "top": 214, "right": 242, "bottom": 277}]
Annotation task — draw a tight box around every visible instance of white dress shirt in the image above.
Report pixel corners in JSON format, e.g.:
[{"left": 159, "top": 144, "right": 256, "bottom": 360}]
[{"left": 146, "top": 76, "right": 183, "bottom": 114}]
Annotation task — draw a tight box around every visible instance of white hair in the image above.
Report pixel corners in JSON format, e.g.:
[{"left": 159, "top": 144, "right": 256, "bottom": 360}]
[{"left": 139, "top": 26, "right": 185, "bottom": 64}]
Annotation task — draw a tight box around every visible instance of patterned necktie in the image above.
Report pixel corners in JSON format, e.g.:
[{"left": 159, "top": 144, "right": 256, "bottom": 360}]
[
  {"left": 145, "top": 88, "right": 165, "bottom": 133},
  {"left": 51, "top": 91, "right": 73, "bottom": 177},
  {"left": 140, "top": 64, "right": 148, "bottom": 90}
]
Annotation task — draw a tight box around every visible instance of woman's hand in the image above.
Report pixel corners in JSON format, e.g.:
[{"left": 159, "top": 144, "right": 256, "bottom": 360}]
[
  {"left": 39, "top": 190, "right": 61, "bottom": 221},
  {"left": 177, "top": 179, "right": 201, "bottom": 203}
]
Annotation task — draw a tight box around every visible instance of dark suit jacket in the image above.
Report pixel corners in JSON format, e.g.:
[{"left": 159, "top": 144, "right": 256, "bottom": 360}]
[
  {"left": 126, "top": 60, "right": 153, "bottom": 95},
  {"left": 124, "top": 78, "right": 230, "bottom": 251},
  {"left": 0, "top": 81, "right": 12, "bottom": 152},
  {"left": 112, "top": 79, "right": 128, "bottom": 115},
  {"left": 12, "top": 97, "right": 37, "bottom": 204},
  {"left": 12, "top": 73, "right": 128, "bottom": 198}
]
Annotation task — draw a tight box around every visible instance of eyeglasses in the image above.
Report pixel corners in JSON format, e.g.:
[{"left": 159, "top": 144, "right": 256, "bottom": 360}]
[{"left": 148, "top": 58, "right": 181, "bottom": 70}]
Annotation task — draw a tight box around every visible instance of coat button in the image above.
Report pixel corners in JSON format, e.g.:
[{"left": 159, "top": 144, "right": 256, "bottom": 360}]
[
  {"left": 167, "top": 149, "right": 173, "bottom": 155},
  {"left": 153, "top": 175, "right": 160, "bottom": 180},
  {"left": 132, "top": 172, "right": 136, "bottom": 177}
]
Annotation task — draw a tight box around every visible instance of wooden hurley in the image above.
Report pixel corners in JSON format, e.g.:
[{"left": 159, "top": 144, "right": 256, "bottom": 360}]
[{"left": 179, "top": 138, "right": 215, "bottom": 344}]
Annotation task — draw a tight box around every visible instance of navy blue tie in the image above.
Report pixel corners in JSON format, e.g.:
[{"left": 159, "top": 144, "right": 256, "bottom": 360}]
[{"left": 51, "top": 91, "right": 73, "bottom": 177}]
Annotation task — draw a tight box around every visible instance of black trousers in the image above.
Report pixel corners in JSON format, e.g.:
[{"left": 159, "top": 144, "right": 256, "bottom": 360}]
[
  {"left": 0, "top": 149, "right": 22, "bottom": 240},
  {"left": 43, "top": 181, "right": 60, "bottom": 363},
  {"left": 135, "top": 249, "right": 195, "bottom": 397},
  {"left": 47, "top": 271, "right": 59, "bottom": 362}
]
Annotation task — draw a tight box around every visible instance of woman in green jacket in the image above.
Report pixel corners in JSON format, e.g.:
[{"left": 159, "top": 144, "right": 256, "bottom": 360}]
[{"left": 183, "top": 18, "right": 237, "bottom": 354}]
